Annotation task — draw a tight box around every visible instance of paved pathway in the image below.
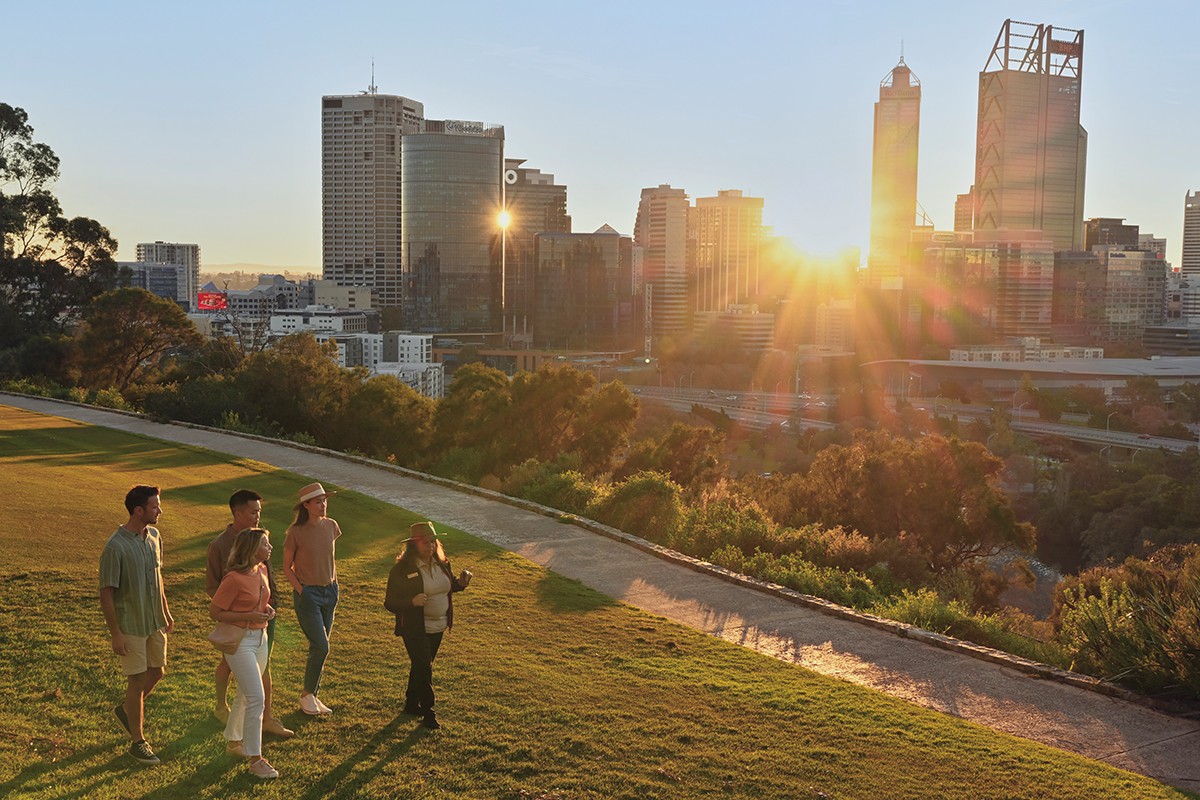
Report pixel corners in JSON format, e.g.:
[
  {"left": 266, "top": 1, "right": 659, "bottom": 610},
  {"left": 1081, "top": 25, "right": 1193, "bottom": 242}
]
[{"left": 5, "top": 395, "right": 1199, "bottom": 790}]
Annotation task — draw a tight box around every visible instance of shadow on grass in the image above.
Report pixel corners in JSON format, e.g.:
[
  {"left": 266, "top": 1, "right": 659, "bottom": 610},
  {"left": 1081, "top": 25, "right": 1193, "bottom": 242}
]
[
  {"left": 287, "top": 714, "right": 424, "bottom": 800},
  {"left": 534, "top": 572, "right": 617, "bottom": 614},
  {"left": 0, "top": 741, "right": 118, "bottom": 799}
]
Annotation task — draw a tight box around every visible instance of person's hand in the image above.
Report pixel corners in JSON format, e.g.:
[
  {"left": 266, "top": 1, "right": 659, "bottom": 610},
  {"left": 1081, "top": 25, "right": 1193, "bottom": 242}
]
[
  {"left": 459, "top": 569, "right": 473, "bottom": 587},
  {"left": 265, "top": 605, "right": 277, "bottom": 621},
  {"left": 164, "top": 614, "right": 175, "bottom": 635},
  {"left": 111, "top": 632, "right": 128, "bottom": 656},
  {"left": 412, "top": 593, "right": 427, "bottom": 607}
]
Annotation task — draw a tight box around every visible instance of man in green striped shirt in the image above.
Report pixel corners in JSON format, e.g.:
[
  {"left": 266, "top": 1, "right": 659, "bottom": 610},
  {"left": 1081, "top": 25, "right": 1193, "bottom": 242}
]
[{"left": 99, "top": 485, "right": 175, "bottom": 765}]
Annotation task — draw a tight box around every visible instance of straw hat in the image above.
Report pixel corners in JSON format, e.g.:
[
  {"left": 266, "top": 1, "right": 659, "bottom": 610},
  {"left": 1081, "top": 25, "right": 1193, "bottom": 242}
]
[
  {"left": 402, "top": 521, "right": 444, "bottom": 543},
  {"left": 298, "top": 482, "right": 336, "bottom": 503}
]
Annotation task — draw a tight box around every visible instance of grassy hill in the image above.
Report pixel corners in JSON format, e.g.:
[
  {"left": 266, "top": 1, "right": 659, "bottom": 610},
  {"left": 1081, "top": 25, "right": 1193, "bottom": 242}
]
[{"left": 0, "top": 404, "right": 1190, "bottom": 799}]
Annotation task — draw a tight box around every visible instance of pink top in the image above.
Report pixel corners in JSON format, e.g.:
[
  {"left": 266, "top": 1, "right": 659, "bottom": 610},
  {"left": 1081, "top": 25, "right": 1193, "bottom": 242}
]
[{"left": 212, "top": 563, "right": 269, "bottom": 630}]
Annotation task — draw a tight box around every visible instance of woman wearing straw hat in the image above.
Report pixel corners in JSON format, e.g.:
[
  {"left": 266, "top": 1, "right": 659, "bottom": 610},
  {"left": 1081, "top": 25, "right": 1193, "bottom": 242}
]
[
  {"left": 283, "top": 482, "right": 341, "bottom": 717},
  {"left": 384, "top": 521, "right": 472, "bottom": 729}
]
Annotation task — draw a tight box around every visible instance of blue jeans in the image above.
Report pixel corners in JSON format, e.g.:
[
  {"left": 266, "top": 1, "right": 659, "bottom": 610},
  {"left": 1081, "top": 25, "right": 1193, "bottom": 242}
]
[{"left": 294, "top": 582, "right": 338, "bottom": 695}]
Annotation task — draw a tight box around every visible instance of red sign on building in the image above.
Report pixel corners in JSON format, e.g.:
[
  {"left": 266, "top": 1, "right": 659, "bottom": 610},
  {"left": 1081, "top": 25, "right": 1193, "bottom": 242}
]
[{"left": 197, "top": 291, "right": 227, "bottom": 311}]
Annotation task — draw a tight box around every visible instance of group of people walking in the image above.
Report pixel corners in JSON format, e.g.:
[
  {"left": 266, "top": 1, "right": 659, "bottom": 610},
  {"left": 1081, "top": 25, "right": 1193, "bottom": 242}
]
[{"left": 98, "top": 481, "right": 472, "bottom": 779}]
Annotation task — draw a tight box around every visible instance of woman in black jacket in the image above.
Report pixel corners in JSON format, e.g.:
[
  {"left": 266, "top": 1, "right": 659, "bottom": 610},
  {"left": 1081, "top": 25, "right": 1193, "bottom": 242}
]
[{"left": 384, "top": 521, "right": 472, "bottom": 729}]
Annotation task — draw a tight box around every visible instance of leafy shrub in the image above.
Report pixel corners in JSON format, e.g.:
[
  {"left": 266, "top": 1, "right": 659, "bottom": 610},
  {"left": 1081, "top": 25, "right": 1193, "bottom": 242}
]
[{"left": 589, "top": 471, "right": 685, "bottom": 543}]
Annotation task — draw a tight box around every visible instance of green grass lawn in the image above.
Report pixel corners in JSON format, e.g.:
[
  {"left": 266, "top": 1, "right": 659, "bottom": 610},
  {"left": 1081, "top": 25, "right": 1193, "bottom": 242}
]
[{"left": 0, "top": 404, "right": 1191, "bottom": 800}]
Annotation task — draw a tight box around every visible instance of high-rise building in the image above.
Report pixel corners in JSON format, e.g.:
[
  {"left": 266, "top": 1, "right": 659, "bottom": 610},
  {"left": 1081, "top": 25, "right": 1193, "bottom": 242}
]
[
  {"left": 120, "top": 262, "right": 190, "bottom": 308},
  {"left": 503, "top": 159, "right": 570, "bottom": 334},
  {"left": 690, "top": 189, "right": 764, "bottom": 314},
  {"left": 974, "top": 20, "right": 1087, "bottom": 252},
  {"left": 1054, "top": 247, "right": 1167, "bottom": 343},
  {"left": 1084, "top": 217, "right": 1139, "bottom": 250},
  {"left": 532, "top": 225, "right": 634, "bottom": 350},
  {"left": 321, "top": 91, "right": 425, "bottom": 311},
  {"left": 135, "top": 241, "right": 200, "bottom": 310},
  {"left": 954, "top": 188, "right": 974, "bottom": 233},
  {"left": 868, "top": 58, "right": 921, "bottom": 283},
  {"left": 1183, "top": 190, "right": 1200, "bottom": 276},
  {"left": 401, "top": 119, "right": 505, "bottom": 333},
  {"left": 1138, "top": 233, "right": 1167, "bottom": 261},
  {"left": 634, "top": 185, "right": 690, "bottom": 339}
]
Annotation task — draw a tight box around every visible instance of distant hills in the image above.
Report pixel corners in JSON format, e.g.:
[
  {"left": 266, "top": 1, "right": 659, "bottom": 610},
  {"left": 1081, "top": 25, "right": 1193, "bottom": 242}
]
[{"left": 201, "top": 264, "right": 320, "bottom": 291}]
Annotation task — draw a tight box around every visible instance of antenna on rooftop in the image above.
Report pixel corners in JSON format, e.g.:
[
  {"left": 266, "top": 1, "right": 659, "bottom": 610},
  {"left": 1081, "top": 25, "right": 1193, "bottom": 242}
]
[
  {"left": 900, "top": 38, "right": 905, "bottom": 64},
  {"left": 369, "top": 58, "right": 377, "bottom": 94}
]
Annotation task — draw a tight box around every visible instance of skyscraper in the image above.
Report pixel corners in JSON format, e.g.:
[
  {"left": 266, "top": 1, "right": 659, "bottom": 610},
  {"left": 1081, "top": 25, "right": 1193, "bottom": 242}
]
[
  {"left": 503, "top": 159, "right": 570, "bottom": 335},
  {"left": 868, "top": 57, "right": 921, "bottom": 283},
  {"left": 321, "top": 91, "right": 425, "bottom": 311},
  {"left": 135, "top": 241, "right": 200, "bottom": 310},
  {"left": 532, "top": 225, "right": 633, "bottom": 350},
  {"left": 974, "top": 20, "right": 1087, "bottom": 252},
  {"left": 634, "top": 185, "right": 690, "bottom": 339},
  {"left": 690, "top": 189, "right": 764, "bottom": 313},
  {"left": 401, "top": 119, "right": 505, "bottom": 333},
  {"left": 954, "top": 188, "right": 974, "bottom": 233},
  {"left": 1184, "top": 190, "right": 1200, "bottom": 276},
  {"left": 1084, "top": 217, "right": 1139, "bottom": 250}
]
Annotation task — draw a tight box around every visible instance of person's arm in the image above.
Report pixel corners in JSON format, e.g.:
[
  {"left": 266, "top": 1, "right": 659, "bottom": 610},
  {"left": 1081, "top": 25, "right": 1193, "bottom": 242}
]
[
  {"left": 384, "top": 563, "right": 406, "bottom": 614},
  {"left": 158, "top": 532, "right": 174, "bottom": 634},
  {"left": 204, "top": 541, "right": 223, "bottom": 598},
  {"left": 282, "top": 528, "right": 304, "bottom": 595},
  {"left": 98, "top": 544, "right": 126, "bottom": 655},
  {"left": 99, "top": 587, "right": 127, "bottom": 655}
]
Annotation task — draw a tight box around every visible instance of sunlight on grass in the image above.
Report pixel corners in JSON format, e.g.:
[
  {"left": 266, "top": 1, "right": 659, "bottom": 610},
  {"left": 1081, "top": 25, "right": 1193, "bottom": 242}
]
[{"left": 0, "top": 405, "right": 1190, "bottom": 799}]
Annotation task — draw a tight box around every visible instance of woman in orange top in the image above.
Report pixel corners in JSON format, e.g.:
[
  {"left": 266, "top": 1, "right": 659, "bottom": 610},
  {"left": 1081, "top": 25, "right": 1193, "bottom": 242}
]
[{"left": 210, "top": 527, "right": 279, "bottom": 780}]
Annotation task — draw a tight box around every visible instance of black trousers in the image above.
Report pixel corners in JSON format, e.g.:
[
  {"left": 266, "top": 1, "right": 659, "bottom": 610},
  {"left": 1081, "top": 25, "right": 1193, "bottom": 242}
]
[{"left": 402, "top": 630, "right": 444, "bottom": 711}]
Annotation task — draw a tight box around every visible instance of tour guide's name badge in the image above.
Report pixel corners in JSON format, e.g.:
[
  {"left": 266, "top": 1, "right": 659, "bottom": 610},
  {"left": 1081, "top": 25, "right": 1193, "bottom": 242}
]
[{"left": 407, "top": 572, "right": 418, "bottom": 579}]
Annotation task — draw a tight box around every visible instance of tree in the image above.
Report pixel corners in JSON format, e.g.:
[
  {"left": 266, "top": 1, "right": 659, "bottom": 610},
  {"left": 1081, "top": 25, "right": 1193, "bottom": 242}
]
[
  {"left": 76, "top": 288, "right": 201, "bottom": 391},
  {"left": 616, "top": 423, "right": 725, "bottom": 488},
  {"left": 335, "top": 375, "right": 434, "bottom": 466},
  {"left": 0, "top": 103, "right": 121, "bottom": 341},
  {"left": 235, "top": 332, "right": 351, "bottom": 436}
]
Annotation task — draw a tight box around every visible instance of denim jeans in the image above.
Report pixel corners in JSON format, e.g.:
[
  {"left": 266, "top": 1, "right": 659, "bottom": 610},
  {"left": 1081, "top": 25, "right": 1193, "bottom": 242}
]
[
  {"left": 294, "top": 582, "right": 338, "bottom": 695},
  {"left": 224, "top": 628, "right": 268, "bottom": 755}
]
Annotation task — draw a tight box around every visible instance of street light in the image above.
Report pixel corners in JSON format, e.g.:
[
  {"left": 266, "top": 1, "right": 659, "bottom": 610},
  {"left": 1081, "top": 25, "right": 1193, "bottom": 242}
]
[
  {"left": 1015, "top": 401, "right": 1028, "bottom": 419},
  {"left": 1106, "top": 410, "right": 1118, "bottom": 433}
]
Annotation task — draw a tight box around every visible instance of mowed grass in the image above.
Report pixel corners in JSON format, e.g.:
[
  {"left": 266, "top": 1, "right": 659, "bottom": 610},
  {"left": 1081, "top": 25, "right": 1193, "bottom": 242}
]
[{"left": 0, "top": 404, "right": 1190, "bottom": 800}]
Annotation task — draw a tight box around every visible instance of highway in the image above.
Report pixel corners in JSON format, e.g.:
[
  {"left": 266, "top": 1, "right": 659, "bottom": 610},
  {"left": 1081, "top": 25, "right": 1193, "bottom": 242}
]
[{"left": 632, "top": 385, "right": 1199, "bottom": 453}]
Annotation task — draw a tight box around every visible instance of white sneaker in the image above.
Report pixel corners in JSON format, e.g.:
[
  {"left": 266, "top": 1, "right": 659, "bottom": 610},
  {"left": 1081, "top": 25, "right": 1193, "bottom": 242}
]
[
  {"left": 248, "top": 757, "right": 279, "bottom": 779},
  {"left": 314, "top": 695, "right": 333, "bottom": 715},
  {"left": 299, "top": 693, "right": 321, "bottom": 716}
]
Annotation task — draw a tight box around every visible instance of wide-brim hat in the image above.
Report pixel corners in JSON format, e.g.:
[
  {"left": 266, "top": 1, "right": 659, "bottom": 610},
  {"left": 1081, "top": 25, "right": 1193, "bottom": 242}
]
[
  {"left": 298, "top": 482, "right": 337, "bottom": 503},
  {"left": 401, "top": 520, "right": 445, "bottom": 543}
]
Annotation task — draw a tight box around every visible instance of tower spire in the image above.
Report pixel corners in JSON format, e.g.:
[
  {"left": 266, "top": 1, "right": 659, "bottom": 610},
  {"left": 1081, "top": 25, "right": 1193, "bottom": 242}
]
[{"left": 369, "top": 58, "right": 377, "bottom": 94}]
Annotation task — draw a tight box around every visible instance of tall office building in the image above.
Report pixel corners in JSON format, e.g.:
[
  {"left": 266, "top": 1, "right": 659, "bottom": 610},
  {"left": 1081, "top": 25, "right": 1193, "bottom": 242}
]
[
  {"left": 1084, "top": 217, "right": 1139, "bottom": 250},
  {"left": 120, "top": 261, "right": 190, "bottom": 308},
  {"left": 954, "top": 188, "right": 974, "bottom": 233},
  {"left": 135, "top": 241, "right": 200, "bottom": 310},
  {"left": 868, "top": 57, "right": 921, "bottom": 283},
  {"left": 1184, "top": 190, "right": 1200, "bottom": 276},
  {"left": 401, "top": 119, "right": 505, "bottom": 333},
  {"left": 1138, "top": 233, "right": 1167, "bottom": 261},
  {"left": 321, "top": 91, "right": 425, "bottom": 311},
  {"left": 634, "top": 185, "right": 690, "bottom": 338},
  {"left": 690, "top": 189, "right": 764, "bottom": 314},
  {"left": 503, "top": 159, "right": 570, "bottom": 334},
  {"left": 532, "top": 225, "right": 634, "bottom": 350},
  {"left": 974, "top": 20, "right": 1087, "bottom": 252}
]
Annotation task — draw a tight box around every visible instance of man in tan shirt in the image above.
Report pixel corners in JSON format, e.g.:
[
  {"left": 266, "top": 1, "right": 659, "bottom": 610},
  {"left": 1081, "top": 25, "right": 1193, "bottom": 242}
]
[{"left": 205, "top": 489, "right": 293, "bottom": 738}]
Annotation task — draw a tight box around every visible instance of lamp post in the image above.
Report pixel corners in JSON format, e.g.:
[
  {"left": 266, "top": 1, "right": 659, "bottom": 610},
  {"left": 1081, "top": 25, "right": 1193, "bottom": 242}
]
[
  {"left": 1015, "top": 401, "right": 1028, "bottom": 420},
  {"left": 1106, "top": 410, "right": 1118, "bottom": 433}
]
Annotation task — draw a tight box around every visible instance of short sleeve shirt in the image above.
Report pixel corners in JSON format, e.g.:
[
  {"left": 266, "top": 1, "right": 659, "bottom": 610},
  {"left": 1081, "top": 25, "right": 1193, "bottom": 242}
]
[
  {"left": 99, "top": 526, "right": 167, "bottom": 637},
  {"left": 211, "top": 564, "right": 270, "bottom": 630},
  {"left": 206, "top": 525, "right": 279, "bottom": 604}
]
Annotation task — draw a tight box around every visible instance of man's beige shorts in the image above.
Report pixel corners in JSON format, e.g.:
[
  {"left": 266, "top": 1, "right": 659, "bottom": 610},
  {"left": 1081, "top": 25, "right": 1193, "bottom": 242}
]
[{"left": 119, "top": 630, "right": 167, "bottom": 676}]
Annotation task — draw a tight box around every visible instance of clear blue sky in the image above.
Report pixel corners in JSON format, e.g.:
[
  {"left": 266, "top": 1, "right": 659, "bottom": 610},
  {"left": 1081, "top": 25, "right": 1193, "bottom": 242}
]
[{"left": 3, "top": 1, "right": 1196, "bottom": 267}]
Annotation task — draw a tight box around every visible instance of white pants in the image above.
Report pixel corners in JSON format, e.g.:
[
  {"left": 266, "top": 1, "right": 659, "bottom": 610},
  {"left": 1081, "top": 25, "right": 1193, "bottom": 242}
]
[{"left": 224, "top": 628, "right": 268, "bottom": 756}]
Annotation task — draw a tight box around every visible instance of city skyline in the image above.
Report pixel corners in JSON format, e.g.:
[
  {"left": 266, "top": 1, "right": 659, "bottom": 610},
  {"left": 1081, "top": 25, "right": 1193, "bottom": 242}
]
[{"left": 2, "top": 1, "right": 1197, "bottom": 267}]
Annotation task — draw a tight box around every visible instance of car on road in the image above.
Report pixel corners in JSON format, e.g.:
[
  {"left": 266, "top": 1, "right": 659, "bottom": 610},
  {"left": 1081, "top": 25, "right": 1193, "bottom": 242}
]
[
  {"left": 1138, "top": 433, "right": 1152, "bottom": 439},
  {"left": 725, "top": 395, "right": 738, "bottom": 401}
]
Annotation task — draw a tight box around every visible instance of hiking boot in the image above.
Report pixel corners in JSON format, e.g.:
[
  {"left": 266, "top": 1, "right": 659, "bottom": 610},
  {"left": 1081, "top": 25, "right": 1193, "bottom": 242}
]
[
  {"left": 299, "top": 693, "right": 321, "bottom": 716},
  {"left": 248, "top": 757, "right": 279, "bottom": 780},
  {"left": 114, "top": 704, "right": 130, "bottom": 735},
  {"left": 263, "top": 717, "right": 295, "bottom": 738},
  {"left": 420, "top": 711, "right": 440, "bottom": 730},
  {"left": 129, "top": 739, "right": 160, "bottom": 765}
]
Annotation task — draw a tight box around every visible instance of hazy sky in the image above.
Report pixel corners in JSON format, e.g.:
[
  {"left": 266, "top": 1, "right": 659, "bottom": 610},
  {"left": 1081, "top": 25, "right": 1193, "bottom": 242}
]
[{"left": 3, "top": 1, "right": 1197, "bottom": 268}]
